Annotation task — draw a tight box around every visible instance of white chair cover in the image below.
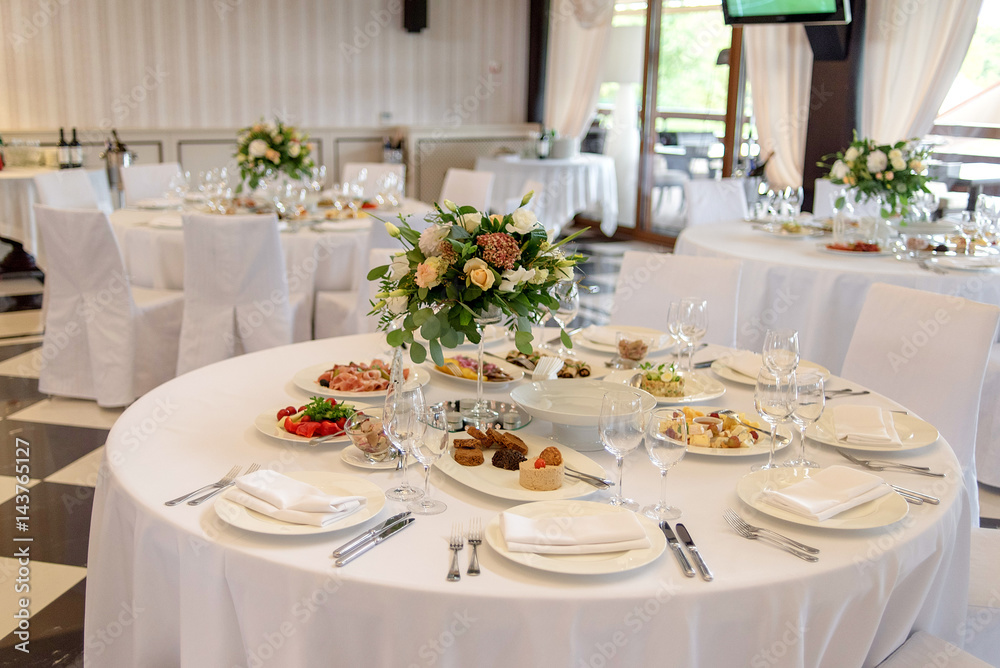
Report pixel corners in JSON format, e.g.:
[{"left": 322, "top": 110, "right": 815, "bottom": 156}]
[
  {"left": 353, "top": 247, "right": 400, "bottom": 334},
  {"left": 610, "top": 251, "right": 742, "bottom": 347},
  {"left": 975, "top": 343, "right": 1000, "bottom": 487},
  {"left": 684, "top": 178, "right": 748, "bottom": 226},
  {"left": 341, "top": 163, "right": 405, "bottom": 197},
  {"left": 176, "top": 213, "right": 295, "bottom": 374},
  {"left": 87, "top": 169, "right": 115, "bottom": 214},
  {"left": 121, "top": 162, "right": 181, "bottom": 206},
  {"left": 504, "top": 179, "right": 547, "bottom": 214},
  {"left": 965, "top": 527, "right": 1000, "bottom": 664},
  {"left": 813, "top": 178, "right": 884, "bottom": 218},
  {"left": 312, "top": 233, "right": 376, "bottom": 340},
  {"left": 34, "top": 205, "right": 182, "bottom": 406},
  {"left": 33, "top": 169, "right": 100, "bottom": 210},
  {"left": 440, "top": 168, "right": 495, "bottom": 212},
  {"left": 841, "top": 283, "right": 1000, "bottom": 525},
  {"left": 877, "top": 631, "right": 992, "bottom": 667}
]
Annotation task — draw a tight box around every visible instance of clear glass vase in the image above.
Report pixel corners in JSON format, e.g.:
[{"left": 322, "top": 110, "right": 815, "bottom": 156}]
[{"left": 460, "top": 305, "right": 503, "bottom": 429}]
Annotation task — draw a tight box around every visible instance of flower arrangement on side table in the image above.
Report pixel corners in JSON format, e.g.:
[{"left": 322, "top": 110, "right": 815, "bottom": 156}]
[{"left": 235, "top": 118, "right": 314, "bottom": 191}]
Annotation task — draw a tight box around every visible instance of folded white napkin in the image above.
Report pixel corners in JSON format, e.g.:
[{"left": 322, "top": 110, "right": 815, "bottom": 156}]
[
  {"left": 500, "top": 511, "right": 651, "bottom": 554},
  {"left": 762, "top": 465, "right": 891, "bottom": 521},
  {"left": 581, "top": 326, "right": 668, "bottom": 348},
  {"left": 719, "top": 350, "right": 763, "bottom": 379},
  {"left": 149, "top": 214, "right": 182, "bottom": 229},
  {"left": 225, "top": 470, "right": 367, "bottom": 527},
  {"left": 532, "top": 356, "right": 564, "bottom": 381},
  {"left": 833, "top": 405, "right": 902, "bottom": 447}
]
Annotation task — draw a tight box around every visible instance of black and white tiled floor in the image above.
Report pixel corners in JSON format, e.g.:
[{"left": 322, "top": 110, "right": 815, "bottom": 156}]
[{"left": 0, "top": 256, "right": 998, "bottom": 666}]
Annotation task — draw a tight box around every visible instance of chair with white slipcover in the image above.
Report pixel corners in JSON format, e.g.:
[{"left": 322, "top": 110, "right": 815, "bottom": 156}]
[
  {"left": 176, "top": 213, "right": 308, "bottom": 374},
  {"left": 965, "top": 527, "right": 1000, "bottom": 663},
  {"left": 355, "top": 247, "right": 401, "bottom": 334},
  {"left": 841, "top": 283, "right": 1000, "bottom": 526},
  {"left": 439, "top": 168, "right": 495, "bottom": 212},
  {"left": 610, "top": 251, "right": 742, "bottom": 347},
  {"left": 974, "top": 343, "right": 1000, "bottom": 489},
  {"left": 87, "top": 169, "right": 115, "bottom": 214},
  {"left": 876, "top": 630, "right": 991, "bottom": 667},
  {"left": 683, "top": 177, "right": 748, "bottom": 226},
  {"left": 121, "top": 162, "right": 181, "bottom": 206},
  {"left": 341, "top": 163, "right": 405, "bottom": 198},
  {"left": 33, "top": 169, "right": 101, "bottom": 211},
  {"left": 312, "top": 233, "right": 375, "bottom": 339},
  {"left": 34, "top": 205, "right": 183, "bottom": 407}
]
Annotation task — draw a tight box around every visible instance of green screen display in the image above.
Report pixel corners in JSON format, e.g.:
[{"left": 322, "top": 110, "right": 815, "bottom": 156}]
[{"left": 725, "top": 0, "right": 837, "bottom": 17}]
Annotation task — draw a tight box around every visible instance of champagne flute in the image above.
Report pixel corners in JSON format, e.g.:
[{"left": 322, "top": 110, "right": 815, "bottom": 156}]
[
  {"left": 762, "top": 328, "right": 799, "bottom": 375},
  {"left": 642, "top": 408, "right": 687, "bottom": 521},
  {"left": 677, "top": 298, "right": 708, "bottom": 374},
  {"left": 599, "top": 390, "right": 645, "bottom": 510},
  {"left": 785, "top": 371, "right": 824, "bottom": 469},
  {"left": 384, "top": 384, "right": 426, "bottom": 502},
  {"left": 407, "top": 407, "right": 449, "bottom": 515},
  {"left": 752, "top": 369, "right": 796, "bottom": 472}
]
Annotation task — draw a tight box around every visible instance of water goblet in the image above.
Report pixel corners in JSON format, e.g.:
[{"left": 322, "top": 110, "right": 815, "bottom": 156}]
[
  {"left": 599, "top": 390, "right": 645, "bottom": 511},
  {"left": 384, "top": 384, "right": 426, "bottom": 502},
  {"left": 407, "top": 407, "right": 449, "bottom": 515},
  {"left": 642, "top": 408, "right": 687, "bottom": 521},
  {"left": 785, "top": 371, "right": 824, "bottom": 468},
  {"left": 751, "top": 369, "right": 796, "bottom": 473},
  {"left": 677, "top": 298, "right": 707, "bottom": 373},
  {"left": 762, "top": 328, "right": 799, "bottom": 375}
]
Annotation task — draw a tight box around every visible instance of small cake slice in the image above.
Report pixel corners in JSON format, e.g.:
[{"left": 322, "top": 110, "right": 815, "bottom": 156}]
[{"left": 519, "top": 457, "right": 564, "bottom": 491}]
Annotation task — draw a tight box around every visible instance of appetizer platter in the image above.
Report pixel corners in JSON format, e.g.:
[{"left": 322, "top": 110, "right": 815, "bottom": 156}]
[
  {"left": 503, "top": 349, "right": 596, "bottom": 378},
  {"left": 292, "top": 359, "right": 430, "bottom": 398},
  {"left": 430, "top": 354, "right": 524, "bottom": 386}
]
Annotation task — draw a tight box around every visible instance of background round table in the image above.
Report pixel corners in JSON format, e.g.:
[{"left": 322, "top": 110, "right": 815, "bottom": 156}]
[
  {"left": 85, "top": 332, "right": 969, "bottom": 667},
  {"left": 0, "top": 166, "right": 56, "bottom": 267}
]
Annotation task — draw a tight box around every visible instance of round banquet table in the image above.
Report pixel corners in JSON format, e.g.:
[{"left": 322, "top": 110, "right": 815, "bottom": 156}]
[
  {"left": 675, "top": 220, "right": 1000, "bottom": 374},
  {"left": 85, "top": 333, "right": 970, "bottom": 667},
  {"left": 475, "top": 154, "right": 618, "bottom": 238}
]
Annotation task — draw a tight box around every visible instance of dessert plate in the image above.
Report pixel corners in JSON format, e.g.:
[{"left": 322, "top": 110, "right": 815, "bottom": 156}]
[{"left": 710, "top": 358, "right": 830, "bottom": 386}]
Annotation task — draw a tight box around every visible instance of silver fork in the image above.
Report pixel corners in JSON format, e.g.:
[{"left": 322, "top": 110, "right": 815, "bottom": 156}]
[
  {"left": 723, "top": 509, "right": 819, "bottom": 554},
  {"left": 187, "top": 463, "right": 261, "bottom": 505},
  {"left": 447, "top": 524, "right": 464, "bottom": 582},
  {"left": 165, "top": 465, "right": 241, "bottom": 506},
  {"left": 723, "top": 512, "right": 818, "bottom": 562},
  {"left": 838, "top": 450, "right": 944, "bottom": 477},
  {"left": 467, "top": 519, "right": 482, "bottom": 576}
]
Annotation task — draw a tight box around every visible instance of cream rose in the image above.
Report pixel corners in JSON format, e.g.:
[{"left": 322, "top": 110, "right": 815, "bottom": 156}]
[
  {"left": 844, "top": 146, "right": 860, "bottom": 162},
  {"left": 266, "top": 149, "right": 281, "bottom": 164},
  {"left": 415, "top": 256, "right": 447, "bottom": 289},
  {"left": 909, "top": 159, "right": 923, "bottom": 172},
  {"left": 386, "top": 296, "right": 409, "bottom": 315},
  {"left": 418, "top": 224, "right": 452, "bottom": 257},
  {"left": 288, "top": 142, "right": 301, "bottom": 158},
  {"left": 248, "top": 139, "right": 268, "bottom": 158},
  {"left": 867, "top": 150, "right": 888, "bottom": 173},
  {"left": 830, "top": 160, "right": 850, "bottom": 181},
  {"left": 388, "top": 254, "right": 410, "bottom": 281},
  {"left": 459, "top": 213, "right": 482, "bottom": 233},
  {"left": 498, "top": 266, "right": 536, "bottom": 292},
  {"left": 506, "top": 207, "right": 538, "bottom": 234},
  {"left": 464, "top": 258, "right": 495, "bottom": 291}
]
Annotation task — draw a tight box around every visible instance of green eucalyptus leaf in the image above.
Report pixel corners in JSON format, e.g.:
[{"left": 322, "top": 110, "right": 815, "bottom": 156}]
[
  {"left": 386, "top": 329, "right": 404, "bottom": 347},
  {"left": 459, "top": 309, "right": 472, "bottom": 326},
  {"left": 515, "top": 337, "right": 533, "bottom": 355},
  {"left": 401, "top": 329, "right": 414, "bottom": 343},
  {"left": 560, "top": 329, "right": 573, "bottom": 348},
  {"left": 514, "top": 330, "right": 533, "bottom": 345},
  {"left": 465, "top": 286, "right": 482, "bottom": 301},
  {"left": 429, "top": 338, "right": 445, "bottom": 366},
  {"left": 440, "top": 327, "right": 461, "bottom": 348},
  {"left": 403, "top": 314, "right": 416, "bottom": 330},
  {"left": 409, "top": 341, "right": 427, "bottom": 364},
  {"left": 367, "top": 265, "right": 389, "bottom": 280},
  {"left": 413, "top": 308, "right": 434, "bottom": 326},
  {"left": 420, "top": 317, "right": 441, "bottom": 339}
]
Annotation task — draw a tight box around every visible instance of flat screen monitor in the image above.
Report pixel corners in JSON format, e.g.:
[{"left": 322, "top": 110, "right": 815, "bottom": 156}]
[{"left": 722, "top": 0, "right": 851, "bottom": 25}]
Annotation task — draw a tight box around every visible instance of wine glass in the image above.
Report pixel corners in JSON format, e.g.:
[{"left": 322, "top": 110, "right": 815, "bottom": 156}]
[
  {"left": 677, "top": 298, "right": 707, "bottom": 373},
  {"left": 762, "top": 328, "right": 799, "bottom": 375},
  {"left": 407, "top": 407, "right": 449, "bottom": 515},
  {"left": 785, "top": 371, "right": 824, "bottom": 469},
  {"left": 642, "top": 408, "right": 687, "bottom": 521},
  {"left": 752, "top": 369, "right": 797, "bottom": 472},
  {"left": 384, "top": 384, "right": 426, "bottom": 502},
  {"left": 599, "top": 390, "right": 645, "bottom": 511},
  {"left": 550, "top": 280, "right": 579, "bottom": 357},
  {"left": 666, "top": 301, "right": 683, "bottom": 369},
  {"left": 960, "top": 211, "right": 981, "bottom": 255}
]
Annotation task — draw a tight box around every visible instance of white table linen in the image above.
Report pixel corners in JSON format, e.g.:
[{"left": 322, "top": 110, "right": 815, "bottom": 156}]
[
  {"left": 86, "top": 334, "right": 970, "bottom": 667},
  {"left": 475, "top": 154, "right": 619, "bottom": 237},
  {"left": 0, "top": 166, "right": 55, "bottom": 267}
]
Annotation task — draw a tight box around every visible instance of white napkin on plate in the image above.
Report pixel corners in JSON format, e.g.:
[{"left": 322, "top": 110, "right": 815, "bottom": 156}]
[
  {"left": 226, "top": 470, "right": 367, "bottom": 527},
  {"left": 581, "top": 325, "right": 668, "bottom": 348},
  {"left": 762, "top": 465, "right": 891, "bottom": 521},
  {"left": 833, "top": 405, "right": 902, "bottom": 447},
  {"left": 719, "top": 350, "right": 763, "bottom": 379},
  {"left": 500, "top": 511, "right": 651, "bottom": 554}
]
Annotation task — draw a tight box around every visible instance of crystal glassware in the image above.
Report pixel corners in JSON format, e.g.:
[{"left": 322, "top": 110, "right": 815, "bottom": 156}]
[
  {"left": 785, "top": 371, "right": 824, "bottom": 469},
  {"left": 460, "top": 305, "right": 503, "bottom": 429},
  {"left": 752, "top": 369, "right": 796, "bottom": 473},
  {"left": 642, "top": 408, "right": 687, "bottom": 521},
  {"left": 549, "top": 280, "right": 579, "bottom": 357},
  {"left": 762, "top": 328, "right": 799, "bottom": 375},
  {"left": 677, "top": 298, "right": 708, "bottom": 373},
  {"left": 666, "top": 301, "right": 683, "bottom": 369},
  {"left": 407, "top": 407, "right": 449, "bottom": 515},
  {"left": 599, "top": 389, "right": 645, "bottom": 511},
  {"left": 384, "top": 354, "right": 425, "bottom": 502}
]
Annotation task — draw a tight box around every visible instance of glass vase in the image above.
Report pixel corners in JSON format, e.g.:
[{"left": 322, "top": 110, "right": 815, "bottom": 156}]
[{"left": 460, "top": 305, "right": 503, "bottom": 429}]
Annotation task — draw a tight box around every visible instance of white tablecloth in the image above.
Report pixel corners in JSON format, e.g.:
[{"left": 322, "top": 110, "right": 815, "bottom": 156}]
[
  {"left": 0, "top": 166, "right": 57, "bottom": 267},
  {"left": 85, "top": 333, "right": 969, "bottom": 667},
  {"left": 475, "top": 154, "right": 618, "bottom": 237}
]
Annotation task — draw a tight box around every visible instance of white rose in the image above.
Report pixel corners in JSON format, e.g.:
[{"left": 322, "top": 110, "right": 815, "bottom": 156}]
[
  {"left": 888, "top": 148, "right": 903, "bottom": 162},
  {"left": 248, "top": 139, "right": 268, "bottom": 158},
  {"left": 866, "top": 150, "right": 888, "bottom": 173},
  {"left": 830, "top": 160, "right": 849, "bottom": 181},
  {"left": 386, "top": 296, "right": 408, "bottom": 315},
  {"left": 288, "top": 142, "right": 301, "bottom": 158},
  {"left": 506, "top": 208, "right": 538, "bottom": 235},
  {"left": 265, "top": 120, "right": 277, "bottom": 133},
  {"left": 498, "top": 267, "right": 536, "bottom": 292},
  {"left": 459, "top": 213, "right": 481, "bottom": 233},
  {"left": 844, "top": 146, "right": 860, "bottom": 162},
  {"left": 890, "top": 156, "right": 906, "bottom": 171},
  {"left": 388, "top": 254, "right": 410, "bottom": 281},
  {"left": 529, "top": 268, "right": 549, "bottom": 284},
  {"left": 553, "top": 265, "right": 574, "bottom": 281},
  {"left": 418, "top": 223, "right": 452, "bottom": 257}
]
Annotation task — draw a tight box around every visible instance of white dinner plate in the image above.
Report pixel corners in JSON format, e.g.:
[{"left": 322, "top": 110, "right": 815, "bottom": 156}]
[
  {"left": 135, "top": 197, "right": 181, "bottom": 210},
  {"left": 928, "top": 255, "right": 1000, "bottom": 271},
  {"left": 292, "top": 362, "right": 430, "bottom": 399},
  {"left": 485, "top": 500, "right": 666, "bottom": 574},
  {"left": 213, "top": 471, "right": 385, "bottom": 535},
  {"left": 426, "top": 356, "right": 524, "bottom": 387},
  {"left": 754, "top": 222, "right": 825, "bottom": 239},
  {"left": 710, "top": 358, "right": 831, "bottom": 386},
  {"left": 815, "top": 242, "right": 893, "bottom": 257},
  {"left": 253, "top": 401, "right": 372, "bottom": 445},
  {"left": 575, "top": 325, "right": 674, "bottom": 355},
  {"left": 676, "top": 406, "right": 793, "bottom": 457},
  {"left": 510, "top": 379, "right": 658, "bottom": 428},
  {"left": 340, "top": 445, "right": 412, "bottom": 470},
  {"left": 605, "top": 369, "right": 726, "bottom": 405},
  {"left": 435, "top": 432, "right": 608, "bottom": 501},
  {"left": 735, "top": 467, "right": 909, "bottom": 529},
  {"left": 806, "top": 410, "right": 939, "bottom": 452}
]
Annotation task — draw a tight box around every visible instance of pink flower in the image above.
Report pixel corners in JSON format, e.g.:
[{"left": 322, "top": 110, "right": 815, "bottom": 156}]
[
  {"left": 476, "top": 232, "right": 521, "bottom": 271},
  {"left": 414, "top": 256, "right": 447, "bottom": 289}
]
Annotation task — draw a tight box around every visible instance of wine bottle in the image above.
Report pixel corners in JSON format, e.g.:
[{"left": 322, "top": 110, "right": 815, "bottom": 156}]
[
  {"left": 58, "top": 128, "right": 70, "bottom": 169},
  {"left": 0, "top": 133, "right": 5, "bottom": 171},
  {"left": 69, "top": 128, "right": 83, "bottom": 168}
]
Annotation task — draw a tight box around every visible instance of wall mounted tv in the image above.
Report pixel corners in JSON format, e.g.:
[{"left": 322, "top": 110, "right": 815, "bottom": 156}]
[{"left": 722, "top": 0, "right": 851, "bottom": 25}]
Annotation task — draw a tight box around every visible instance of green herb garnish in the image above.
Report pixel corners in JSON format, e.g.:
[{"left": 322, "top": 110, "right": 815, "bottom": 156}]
[{"left": 302, "top": 396, "right": 356, "bottom": 422}]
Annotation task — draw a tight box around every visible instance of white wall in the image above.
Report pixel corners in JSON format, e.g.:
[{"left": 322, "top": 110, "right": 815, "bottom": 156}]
[{"left": 0, "top": 0, "right": 529, "bottom": 130}]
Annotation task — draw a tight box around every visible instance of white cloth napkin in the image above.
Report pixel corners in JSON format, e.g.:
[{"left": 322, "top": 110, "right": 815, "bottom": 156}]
[
  {"left": 719, "top": 350, "right": 763, "bottom": 379},
  {"left": 500, "top": 511, "right": 651, "bottom": 554},
  {"left": 762, "top": 465, "right": 891, "bottom": 521},
  {"left": 581, "top": 325, "right": 668, "bottom": 348},
  {"left": 532, "top": 356, "right": 564, "bottom": 380},
  {"left": 833, "top": 405, "right": 902, "bottom": 447},
  {"left": 225, "top": 470, "right": 367, "bottom": 527}
]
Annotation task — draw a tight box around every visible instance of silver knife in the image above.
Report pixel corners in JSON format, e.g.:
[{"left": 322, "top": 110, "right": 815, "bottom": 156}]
[
  {"left": 660, "top": 522, "right": 695, "bottom": 578},
  {"left": 335, "top": 517, "right": 415, "bottom": 566},
  {"left": 676, "top": 523, "right": 713, "bottom": 582},
  {"left": 331, "top": 511, "right": 411, "bottom": 558}
]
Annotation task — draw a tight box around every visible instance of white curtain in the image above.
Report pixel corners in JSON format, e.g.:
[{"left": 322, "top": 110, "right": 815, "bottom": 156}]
[
  {"left": 544, "top": 0, "right": 615, "bottom": 139},
  {"left": 862, "top": 1, "right": 982, "bottom": 143},
  {"left": 744, "top": 25, "right": 814, "bottom": 189}
]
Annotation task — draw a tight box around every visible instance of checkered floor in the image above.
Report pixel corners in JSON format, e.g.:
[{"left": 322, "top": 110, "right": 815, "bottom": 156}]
[{"left": 0, "top": 251, "right": 998, "bottom": 667}]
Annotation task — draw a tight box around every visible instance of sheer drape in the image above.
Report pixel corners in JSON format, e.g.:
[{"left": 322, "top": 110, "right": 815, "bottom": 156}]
[
  {"left": 544, "top": 0, "right": 615, "bottom": 139},
  {"left": 745, "top": 24, "right": 814, "bottom": 189},
  {"left": 862, "top": 1, "right": 981, "bottom": 142}
]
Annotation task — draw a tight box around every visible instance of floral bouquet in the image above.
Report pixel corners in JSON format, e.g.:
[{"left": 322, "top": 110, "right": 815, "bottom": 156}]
[
  {"left": 235, "top": 119, "right": 314, "bottom": 191},
  {"left": 820, "top": 132, "right": 930, "bottom": 217},
  {"left": 368, "top": 193, "right": 585, "bottom": 365}
]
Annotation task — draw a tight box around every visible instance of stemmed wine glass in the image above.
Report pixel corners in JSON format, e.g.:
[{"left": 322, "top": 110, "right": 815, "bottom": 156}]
[
  {"left": 666, "top": 301, "right": 683, "bottom": 369},
  {"left": 762, "top": 328, "right": 799, "bottom": 375},
  {"left": 384, "top": 384, "right": 426, "bottom": 502},
  {"left": 549, "top": 280, "right": 579, "bottom": 357},
  {"left": 752, "top": 369, "right": 796, "bottom": 473},
  {"left": 785, "top": 371, "right": 825, "bottom": 469},
  {"left": 599, "top": 390, "right": 645, "bottom": 511},
  {"left": 407, "top": 406, "right": 449, "bottom": 515},
  {"left": 642, "top": 408, "right": 687, "bottom": 521},
  {"left": 677, "top": 298, "right": 707, "bottom": 373}
]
